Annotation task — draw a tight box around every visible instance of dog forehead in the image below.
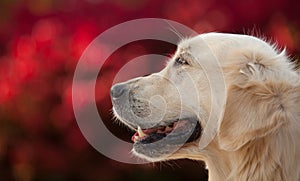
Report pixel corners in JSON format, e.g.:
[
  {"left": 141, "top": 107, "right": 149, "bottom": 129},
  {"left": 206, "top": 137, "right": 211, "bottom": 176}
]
[
  {"left": 177, "top": 33, "right": 228, "bottom": 56},
  {"left": 179, "top": 33, "right": 265, "bottom": 49},
  {"left": 178, "top": 33, "right": 275, "bottom": 61},
  {"left": 179, "top": 33, "right": 223, "bottom": 47},
  {"left": 177, "top": 34, "right": 223, "bottom": 60}
]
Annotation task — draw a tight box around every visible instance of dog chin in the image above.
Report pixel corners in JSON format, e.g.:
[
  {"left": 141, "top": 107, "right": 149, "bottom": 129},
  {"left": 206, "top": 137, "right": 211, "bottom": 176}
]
[{"left": 131, "top": 148, "right": 168, "bottom": 162}]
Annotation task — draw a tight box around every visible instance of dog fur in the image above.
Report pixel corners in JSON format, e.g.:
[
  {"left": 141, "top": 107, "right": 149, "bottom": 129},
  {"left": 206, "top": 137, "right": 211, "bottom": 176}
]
[{"left": 111, "top": 33, "right": 300, "bottom": 181}]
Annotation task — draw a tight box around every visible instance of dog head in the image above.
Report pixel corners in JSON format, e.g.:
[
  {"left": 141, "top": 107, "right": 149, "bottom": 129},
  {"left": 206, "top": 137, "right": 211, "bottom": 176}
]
[{"left": 111, "top": 33, "right": 298, "bottom": 161}]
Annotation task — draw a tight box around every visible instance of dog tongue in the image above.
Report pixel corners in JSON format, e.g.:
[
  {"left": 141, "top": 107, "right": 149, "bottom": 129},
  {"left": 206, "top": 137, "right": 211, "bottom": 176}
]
[{"left": 131, "top": 122, "right": 179, "bottom": 143}]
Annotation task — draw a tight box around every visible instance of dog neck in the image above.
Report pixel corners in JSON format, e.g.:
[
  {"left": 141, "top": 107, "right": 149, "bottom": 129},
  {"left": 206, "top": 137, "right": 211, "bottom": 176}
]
[
  {"left": 203, "top": 141, "right": 231, "bottom": 181},
  {"left": 204, "top": 130, "right": 299, "bottom": 181}
]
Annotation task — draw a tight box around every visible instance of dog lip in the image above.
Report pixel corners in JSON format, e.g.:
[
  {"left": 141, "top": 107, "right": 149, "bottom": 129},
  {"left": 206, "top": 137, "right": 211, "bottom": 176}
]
[{"left": 131, "top": 117, "right": 202, "bottom": 145}]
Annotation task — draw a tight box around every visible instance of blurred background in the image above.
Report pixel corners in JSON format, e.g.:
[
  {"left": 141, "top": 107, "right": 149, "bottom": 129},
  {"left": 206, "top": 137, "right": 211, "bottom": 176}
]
[{"left": 0, "top": 0, "right": 300, "bottom": 180}]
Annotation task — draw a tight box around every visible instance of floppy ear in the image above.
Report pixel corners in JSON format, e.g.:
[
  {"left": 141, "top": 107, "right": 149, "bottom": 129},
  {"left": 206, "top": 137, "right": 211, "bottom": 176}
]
[{"left": 218, "top": 58, "right": 292, "bottom": 151}]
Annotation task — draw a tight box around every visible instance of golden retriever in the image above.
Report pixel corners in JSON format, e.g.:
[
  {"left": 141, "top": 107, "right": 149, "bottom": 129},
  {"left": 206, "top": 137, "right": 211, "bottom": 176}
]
[{"left": 110, "top": 33, "right": 300, "bottom": 181}]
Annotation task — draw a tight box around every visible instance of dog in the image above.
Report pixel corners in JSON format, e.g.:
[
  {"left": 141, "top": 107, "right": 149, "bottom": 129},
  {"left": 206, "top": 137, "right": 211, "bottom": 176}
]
[{"left": 110, "top": 33, "right": 300, "bottom": 181}]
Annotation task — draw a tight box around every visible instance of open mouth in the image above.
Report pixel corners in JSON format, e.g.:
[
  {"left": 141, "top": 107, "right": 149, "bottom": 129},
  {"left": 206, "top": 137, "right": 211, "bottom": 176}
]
[{"left": 131, "top": 118, "right": 202, "bottom": 145}]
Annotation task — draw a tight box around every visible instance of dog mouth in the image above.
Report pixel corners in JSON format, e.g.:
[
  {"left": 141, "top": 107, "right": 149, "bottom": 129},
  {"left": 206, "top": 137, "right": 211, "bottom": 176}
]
[{"left": 131, "top": 118, "right": 202, "bottom": 145}]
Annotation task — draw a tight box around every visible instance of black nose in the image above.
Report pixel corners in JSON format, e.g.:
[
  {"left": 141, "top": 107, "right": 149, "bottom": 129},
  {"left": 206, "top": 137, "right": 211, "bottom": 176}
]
[{"left": 110, "top": 83, "right": 127, "bottom": 98}]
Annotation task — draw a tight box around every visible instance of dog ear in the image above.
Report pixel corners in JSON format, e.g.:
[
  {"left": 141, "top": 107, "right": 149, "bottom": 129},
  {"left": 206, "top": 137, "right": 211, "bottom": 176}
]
[{"left": 218, "top": 54, "right": 294, "bottom": 151}]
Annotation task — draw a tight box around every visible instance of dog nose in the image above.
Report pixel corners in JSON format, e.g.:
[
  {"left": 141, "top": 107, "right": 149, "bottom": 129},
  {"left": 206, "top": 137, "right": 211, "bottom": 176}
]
[{"left": 110, "top": 83, "right": 126, "bottom": 98}]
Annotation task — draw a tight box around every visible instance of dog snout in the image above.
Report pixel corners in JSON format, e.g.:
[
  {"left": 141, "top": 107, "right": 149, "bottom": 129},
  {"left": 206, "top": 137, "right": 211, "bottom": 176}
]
[{"left": 110, "top": 83, "right": 127, "bottom": 98}]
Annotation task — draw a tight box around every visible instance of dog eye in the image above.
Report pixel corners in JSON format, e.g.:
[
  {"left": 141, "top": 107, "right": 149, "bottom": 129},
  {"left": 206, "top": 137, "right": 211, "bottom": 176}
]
[{"left": 175, "top": 57, "right": 188, "bottom": 65}]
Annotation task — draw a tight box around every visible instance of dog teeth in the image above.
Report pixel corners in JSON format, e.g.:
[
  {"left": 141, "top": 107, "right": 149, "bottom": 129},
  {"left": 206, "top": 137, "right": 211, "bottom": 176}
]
[
  {"left": 133, "top": 136, "right": 139, "bottom": 143},
  {"left": 157, "top": 130, "right": 165, "bottom": 133},
  {"left": 165, "top": 126, "right": 173, "bottom": 132},
  {"left": 137, "top": 126, "right": 147, "bottom": 137}
]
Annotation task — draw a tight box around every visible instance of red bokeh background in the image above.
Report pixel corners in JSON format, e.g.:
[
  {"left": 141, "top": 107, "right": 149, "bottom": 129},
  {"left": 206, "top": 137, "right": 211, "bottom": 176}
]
[{"left": 0, "top": 0, "right": 300, "bottom": 181}]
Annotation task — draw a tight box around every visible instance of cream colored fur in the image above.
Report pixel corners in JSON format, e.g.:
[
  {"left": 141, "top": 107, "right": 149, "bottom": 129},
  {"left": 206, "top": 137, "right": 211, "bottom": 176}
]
[
  {"left": 166, "top": 33, "right": 300, "bottom": 181},
  {"left": 114, "top": 33, "right": 300, "bottom": 181}
]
